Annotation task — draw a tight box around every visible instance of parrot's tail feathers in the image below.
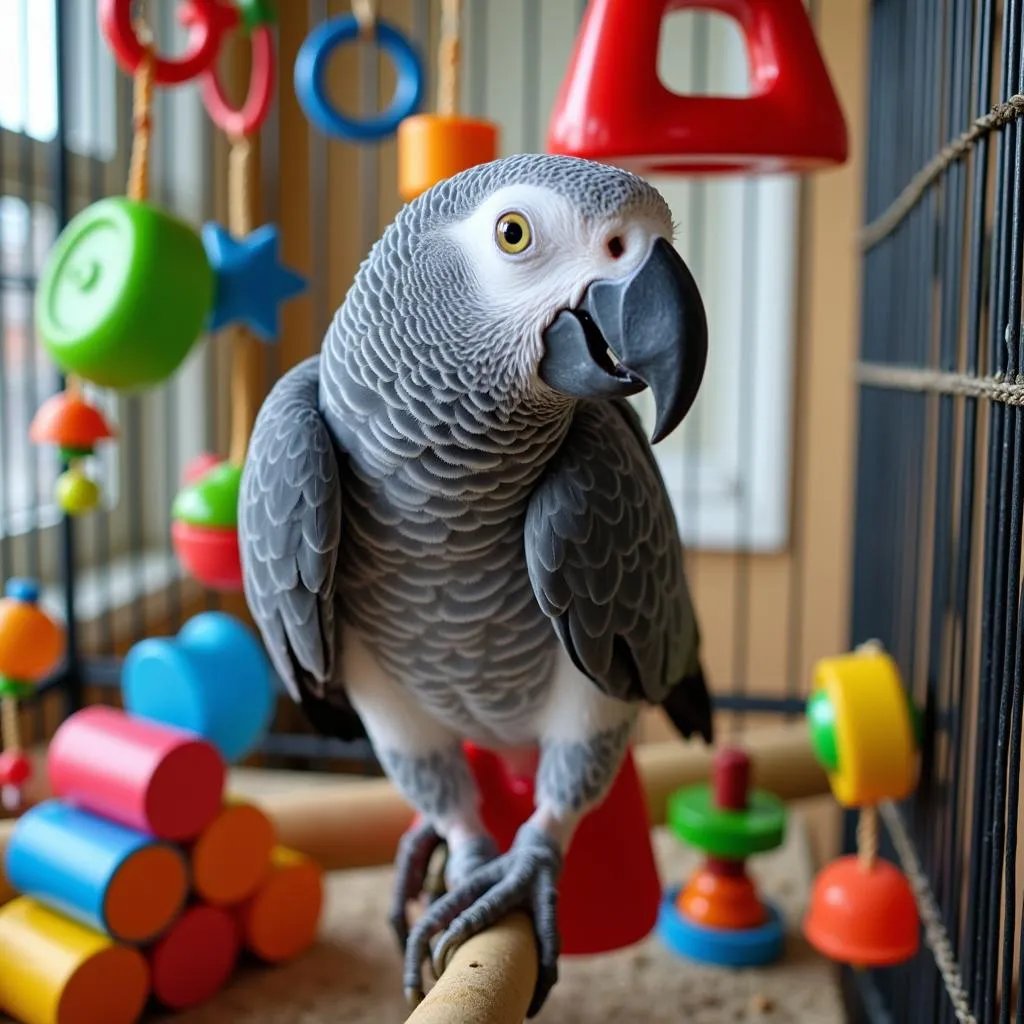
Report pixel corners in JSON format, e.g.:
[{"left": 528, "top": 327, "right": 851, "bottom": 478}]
[
  {"left": 660, "top": 665, "right": 713, "bottom": 745},
  {"left": 297, "top": 685, "right": 370, "bottom": 743},
  {"left": 281, "top": 644, "right": 370, "bottom": 744}
]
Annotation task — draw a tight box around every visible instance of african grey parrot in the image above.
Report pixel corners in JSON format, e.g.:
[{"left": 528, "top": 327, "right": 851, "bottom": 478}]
[{"left": 239, "top": 153, "right": 712, "bottom": 1016}]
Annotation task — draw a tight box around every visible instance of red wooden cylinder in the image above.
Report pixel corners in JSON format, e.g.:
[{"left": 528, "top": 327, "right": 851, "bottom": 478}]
[
  {"left": 148, "top": 903, "right": 240, "bottom": 1010},
  {"left": 48, "top": 706, "right": 225, "bottom": 842}
]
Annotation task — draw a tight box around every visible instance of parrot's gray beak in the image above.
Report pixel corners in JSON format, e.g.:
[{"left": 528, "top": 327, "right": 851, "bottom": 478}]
[{"left": 538, "top": 238, "right": 708, "bottom": 443}]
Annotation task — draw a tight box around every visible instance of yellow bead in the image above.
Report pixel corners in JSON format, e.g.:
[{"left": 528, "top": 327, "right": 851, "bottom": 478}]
[
  {"left": 55, "top": 470, "right": 100, "bottom": 515},
  {"left": 810, "top": 650, "right": 917, "bottom": 808}
]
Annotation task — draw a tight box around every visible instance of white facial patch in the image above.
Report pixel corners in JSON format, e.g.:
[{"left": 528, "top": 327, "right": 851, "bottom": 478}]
[{"left": 443, "top": 183, "right": 674, "bottom": 334}]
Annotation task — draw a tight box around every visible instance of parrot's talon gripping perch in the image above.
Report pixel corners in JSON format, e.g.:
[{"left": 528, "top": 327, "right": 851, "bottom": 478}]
[
  {"left": 390, "top": 818, "right": 446, "bottom": 949},
  {"left": 403, "top": 823, "right": 563, "bottom": 1015}
]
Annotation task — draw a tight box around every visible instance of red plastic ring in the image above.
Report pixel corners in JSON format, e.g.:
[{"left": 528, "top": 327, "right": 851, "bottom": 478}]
[
  {"left": 98, "top": 0, "right": 240, "bottom": 86},
  {"left": 200, "top": 25, "right": 276, "bottom": 137}
]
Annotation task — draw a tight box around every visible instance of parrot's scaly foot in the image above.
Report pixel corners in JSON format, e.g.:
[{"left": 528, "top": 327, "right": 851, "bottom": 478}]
[
  {"left": 402, "top": 823, "right": 562, "bottom": 1018},
  {"left": 390, "top": 819, "right": 444, "bottom": 950}
]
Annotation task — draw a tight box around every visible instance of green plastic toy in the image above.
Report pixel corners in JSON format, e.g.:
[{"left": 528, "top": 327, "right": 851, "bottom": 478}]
[{"left": 36, "top": 198, "right": 215, "bottom": 391}]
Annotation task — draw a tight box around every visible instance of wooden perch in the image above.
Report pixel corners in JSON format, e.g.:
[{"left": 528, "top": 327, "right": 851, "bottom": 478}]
[
  {"left": 260, "top": 721, "right": 826, "bottom": 871},
  {"left": 404, "top": 911, "right": 538, "bottom": 1024}
]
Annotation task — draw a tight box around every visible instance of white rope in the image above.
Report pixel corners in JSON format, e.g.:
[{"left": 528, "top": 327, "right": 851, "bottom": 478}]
[{"left": 878, "top": 800, "right": 977, "bottom": 1024}]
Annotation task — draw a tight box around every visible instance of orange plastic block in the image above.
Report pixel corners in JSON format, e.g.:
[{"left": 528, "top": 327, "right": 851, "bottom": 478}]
[
  {"left": 398, "top": 114, "right": 499, "bottom": 202},
  {"left": 546, "top": 0, "right": 848, "bottom": 176},
  {"left": 676, "top": 863, "right": 767, "bottom": 930},
  {"left": 236, "top": 847, "right": 324, "bottom": 963},
  {"left": 465, "top": 743, "right": 661, "bottom": 955},
  {"left": 804, "top": 855, "right": 919, "bottom": 967}
]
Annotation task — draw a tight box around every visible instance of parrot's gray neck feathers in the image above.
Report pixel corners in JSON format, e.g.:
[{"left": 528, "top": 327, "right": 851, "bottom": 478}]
[{"left": 320, "top": 194, "right": 575, "bottom": 503}]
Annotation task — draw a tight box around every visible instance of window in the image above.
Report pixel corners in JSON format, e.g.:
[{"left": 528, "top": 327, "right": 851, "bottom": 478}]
[
  {"left": 473, "top": 3, "right": 800, "bottom": 553},
  {"left": 0, "top": 0, "right": 117, "bottom": 159}
]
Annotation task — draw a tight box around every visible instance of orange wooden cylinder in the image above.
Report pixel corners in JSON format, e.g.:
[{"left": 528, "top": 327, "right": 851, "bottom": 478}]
[
  {"left": 398, "top": 114, "right": 500, "bottom": 202},
  {"left": 190, "top": 799, "right": 276, "bottom": 907},
  {"left": 235, "top": 847, "right": 323, "bottom": 964}
]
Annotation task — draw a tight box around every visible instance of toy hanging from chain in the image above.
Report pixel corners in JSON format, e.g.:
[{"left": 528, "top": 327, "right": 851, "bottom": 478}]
[
  {"left": 172, "top": 3, "right": 306, "bottom": 593},
  {"left": 396, "top": 0, "right": 499, "bottom": 202}
]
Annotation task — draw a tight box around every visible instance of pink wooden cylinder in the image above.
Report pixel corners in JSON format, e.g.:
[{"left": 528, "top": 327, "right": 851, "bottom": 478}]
[{"left": 48, "top": 705, "right": 225, "bottom": 842}]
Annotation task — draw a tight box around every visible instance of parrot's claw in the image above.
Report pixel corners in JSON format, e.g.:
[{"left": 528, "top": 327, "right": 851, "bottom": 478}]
[
  {"left": 402, "top": 823, "right": 563, "bottom": 1018},
  {"left": 390, "top": 819, "right": 445, "bottom": 950}
]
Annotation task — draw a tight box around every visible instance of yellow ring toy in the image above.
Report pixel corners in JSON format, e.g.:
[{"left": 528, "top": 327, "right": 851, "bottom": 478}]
[{"left": 806, "top": 649, "right": 919, "bottom": 808}]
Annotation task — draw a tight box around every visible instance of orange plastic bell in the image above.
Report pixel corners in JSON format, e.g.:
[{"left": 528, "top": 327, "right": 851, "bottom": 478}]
[
  {"left": 546, "top": 0, "right": 848, "bottom": 176},
  {"left": 397, "top": 115, "right": 499, "bottom": 202},
  {"left": 803, "top": 855, "right": 919, "bottom": 967}
]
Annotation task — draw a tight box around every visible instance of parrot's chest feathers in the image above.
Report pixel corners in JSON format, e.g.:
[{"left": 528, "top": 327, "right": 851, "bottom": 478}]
[{"left": 330, "top": 394, "right": 574, "bottom": 741}]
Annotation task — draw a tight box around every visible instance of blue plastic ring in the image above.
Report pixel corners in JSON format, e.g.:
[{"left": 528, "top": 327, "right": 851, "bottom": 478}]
[
  {"left": 655, "top": 886, "right": 785, "bottom": 968},
  {"left": 294, "top": 15, "right": 424, "bottom": 142}
]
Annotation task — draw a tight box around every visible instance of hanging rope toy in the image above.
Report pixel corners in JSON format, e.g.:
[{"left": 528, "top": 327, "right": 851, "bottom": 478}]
[
  {"left": 397, "top": 0, "right": 499, "bottom": 202},
  {"left": 31, "top": 5, "right": 304, "bottom": 519},
  {"left": 293, "top": 0, "right": 425, "bottom": 143},
  {"left": 0, "top": 579, "right": 66, "bottom": 812},
  {"left": 100, "top": 0, "right": 239, "bottom": 86},
  {"left": 802, "top": 645, "right": 922, "bottom": 967},
  {"left": 546, "top": 0, "right": 848, "bottom": 176},
  {"left": 172, "top": 1, "right": 306, "bottom": 593}
]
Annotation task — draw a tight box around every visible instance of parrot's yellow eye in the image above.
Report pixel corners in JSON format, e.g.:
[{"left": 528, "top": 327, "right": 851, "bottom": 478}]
[{"left": 495, "top": 212, "right": 532, "bottom": 255}]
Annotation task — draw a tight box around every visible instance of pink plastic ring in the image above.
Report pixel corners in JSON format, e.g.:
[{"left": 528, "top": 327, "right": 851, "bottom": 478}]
[
  {"left": 200, "top": 25, "right": 276, "bottom": 137},
  {"left": 98, "top": 0, "right": 240, "bottom": 87}
]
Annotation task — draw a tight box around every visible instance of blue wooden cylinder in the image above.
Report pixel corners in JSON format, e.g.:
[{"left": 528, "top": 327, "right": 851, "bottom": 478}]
[{"left": 4, "top": 800, "right": 189, "bottom": 944}]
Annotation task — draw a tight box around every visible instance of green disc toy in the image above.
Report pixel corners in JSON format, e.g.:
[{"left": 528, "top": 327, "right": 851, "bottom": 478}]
[
  {"left": 35, "top": 197, "right": 307, "bottom": 393},
  {"left": 36, "top": 197, "right": 215, "bottom": 391}
]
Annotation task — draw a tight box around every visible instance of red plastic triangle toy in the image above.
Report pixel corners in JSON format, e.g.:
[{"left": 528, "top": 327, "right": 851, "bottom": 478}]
[
  {"left": 464, "top": 742, "right": 662, "bottom": 955},
  {"left": 546, "top": 0, "right": 848, "bottom": 176}
]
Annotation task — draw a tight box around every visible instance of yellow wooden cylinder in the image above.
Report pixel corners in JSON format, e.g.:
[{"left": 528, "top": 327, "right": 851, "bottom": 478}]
[
  {"left": 0, "top": 896, "right": 150, "bottom": 1024},
  {"left": 398, "top": 114, "right": 499, "bottom": 202}
]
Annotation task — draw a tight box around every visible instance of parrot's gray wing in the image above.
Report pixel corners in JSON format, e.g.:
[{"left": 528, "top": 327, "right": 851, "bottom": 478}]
[
  {"left": 525, "top": 398, "right": 712, "bottom": 742},
  {"left": 239, "top": 355, "right": 365, "bottom": 741}
]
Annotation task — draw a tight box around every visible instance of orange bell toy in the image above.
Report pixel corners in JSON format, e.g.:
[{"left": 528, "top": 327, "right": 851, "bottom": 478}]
[
  {"left": 804, "top": 851, "right": 919, "bottom": 966},
  {"left": 463, "top": 742, "right": 662, "bottom": 955},
  {"left": 546, "top": 0, "right": 848, "bottom": 177},
  {"left": 397, "top": 0, "right": 498, "bottom": 203},
  {"left": 802, "top": 645, "right": 922, "bottom": 968},
  {"left": 29, "top": 389, "right": 116, "bottom": 516}
]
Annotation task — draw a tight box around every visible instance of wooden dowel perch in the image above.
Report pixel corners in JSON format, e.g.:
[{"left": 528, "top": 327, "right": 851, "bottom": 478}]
[
  {"left": 404, "top": 911, "right": 537, "bottom": 1024},
  {"left": 0, "top": 722, "right": 824, "bottom": 899},
  {"left": 261, "top": 721, "right": 826, "bottom": 871}
]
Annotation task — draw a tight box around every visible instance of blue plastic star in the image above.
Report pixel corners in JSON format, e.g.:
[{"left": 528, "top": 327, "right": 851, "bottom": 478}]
[{"left": 201, "top": 222, "right": 307, "bottom": 342}]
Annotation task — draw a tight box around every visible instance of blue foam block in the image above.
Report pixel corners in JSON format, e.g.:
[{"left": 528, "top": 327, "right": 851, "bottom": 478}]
[
  {"left": 121, "top": 611, "right": 275, "bottom": 763},
  {"left": 656, "top": 885, "right": 785, "bottom": 967}
]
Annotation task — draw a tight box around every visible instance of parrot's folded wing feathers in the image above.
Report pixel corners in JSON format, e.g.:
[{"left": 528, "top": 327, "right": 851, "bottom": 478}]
[
  {"left": 525, "top": 399, "right": 712, "bottom": 742},
  {"left": 240, "top": 355, "right": 366, "bottom": 740}
]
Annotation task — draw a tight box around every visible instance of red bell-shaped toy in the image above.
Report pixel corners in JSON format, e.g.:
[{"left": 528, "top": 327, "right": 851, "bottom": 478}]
[
  {"left": 803, "top": 854, "right": 919, "bottom": 966},
  {"left": 464, "top": 743, "right": 661, "bottom": 955},
  {"left": 546, "top": 0, "right": 848, "bottom": 176}
]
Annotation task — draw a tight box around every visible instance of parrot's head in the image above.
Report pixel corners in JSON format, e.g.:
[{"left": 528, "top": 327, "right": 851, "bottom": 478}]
[{"left": 383, "top": 153, "right": 709, "bottom": 443}]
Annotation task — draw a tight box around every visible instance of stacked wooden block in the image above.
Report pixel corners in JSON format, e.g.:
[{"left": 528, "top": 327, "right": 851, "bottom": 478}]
[{"left": 0, "top": 704, "right": 323, "bottom": 1024}]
